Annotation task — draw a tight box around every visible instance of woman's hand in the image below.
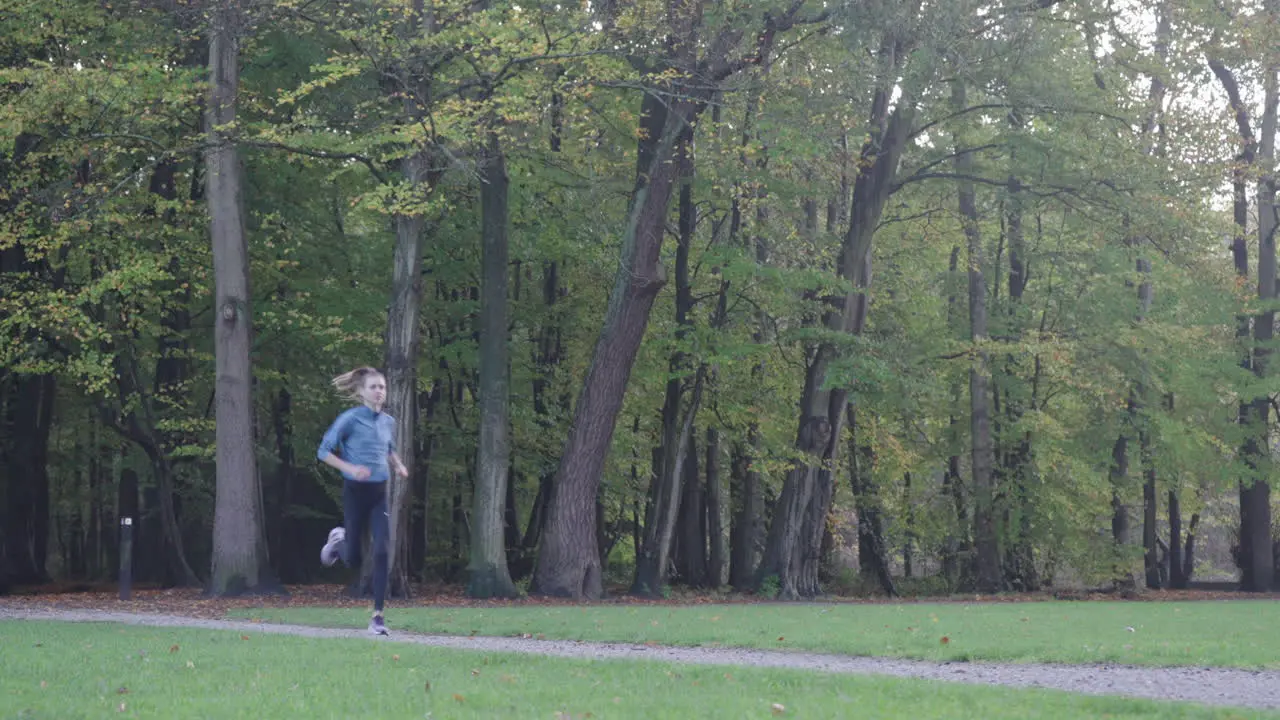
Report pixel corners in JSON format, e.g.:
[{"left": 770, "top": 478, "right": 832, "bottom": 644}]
[{"left": 349, "top": 464, "right": 372, "bottom": 481}]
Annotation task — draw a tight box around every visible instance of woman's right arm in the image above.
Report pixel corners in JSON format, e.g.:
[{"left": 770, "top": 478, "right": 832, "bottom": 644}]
[{"left": 320, "top": 452, "right": 370, "bottom": 480}]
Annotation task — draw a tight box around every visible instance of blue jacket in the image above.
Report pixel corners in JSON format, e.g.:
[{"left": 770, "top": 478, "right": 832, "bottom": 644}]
[{"left": 317, "top": 406, "right": 397, "bottom": 483}]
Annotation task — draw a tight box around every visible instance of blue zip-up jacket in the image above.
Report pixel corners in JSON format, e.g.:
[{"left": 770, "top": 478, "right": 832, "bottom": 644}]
[{"left": 317, "top": 406, "right": 397, "bottom": 483}]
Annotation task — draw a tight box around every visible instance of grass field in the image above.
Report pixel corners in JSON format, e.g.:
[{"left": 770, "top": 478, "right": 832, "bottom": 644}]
[
  {"left": 230, "top": 599, "right": 1280, "bottom": 669},
  {"left": 0, "top": 620, "right": 1272, "bottom": 719}
]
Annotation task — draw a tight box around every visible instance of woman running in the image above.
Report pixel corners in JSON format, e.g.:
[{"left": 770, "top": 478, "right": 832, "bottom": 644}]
[{"left": 317, "top": 366, "right": 407, "bottom": 636}]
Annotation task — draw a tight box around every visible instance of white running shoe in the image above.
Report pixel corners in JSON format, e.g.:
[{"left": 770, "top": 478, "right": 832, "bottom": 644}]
[{"left": 320, "top": 527, "right": 346, "bottom": 567}]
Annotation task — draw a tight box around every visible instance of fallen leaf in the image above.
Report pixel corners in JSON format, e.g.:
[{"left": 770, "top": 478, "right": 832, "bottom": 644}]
[
  {"left": 169, "top": 645, "right": 180, "bottom": 653},
  {"left": 499, "top": 674, "right": 516, "bottom": 683},
  {"left": 117, "top": 686, "right": 129, "bottom": 695},
  {"left": 117, "top": 702, "right": 127, "bottom": 712},
  {"left": 777, "top": 636, "right": 785, "bottom": 642},
  {"left": 392, "top": 654, "right": 400, "bottom": 661},
  {"left": 940, "top": 636, "right": 950, "bottom": 645},
  {"left": 452, "top": 693, "right": 465, "bottom": 703},
  {"left": 471, "top": 669, "right": 481, "bottom": 677},
  {"left": 771, "top": 703, "right": 786, "bottom": 715},
  {"left": 241, "top": 635, "right": 251, "bottom": 641},
  {"left": 710, "top": 616, "right": 720, "bottom": 622},
  {"left": 186, "top": 660, "right": 195, "bottom": 669},
  {"left": 39, "top": 681, "right": 47, "bottom": 689},
  {"left": 424, "top": 681, "right": 431, "bottom": 693}
]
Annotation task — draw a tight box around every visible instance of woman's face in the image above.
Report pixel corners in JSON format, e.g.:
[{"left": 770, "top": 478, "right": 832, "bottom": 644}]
[{"left": 359, "top": 373, "right": 387, "bottom": 409}]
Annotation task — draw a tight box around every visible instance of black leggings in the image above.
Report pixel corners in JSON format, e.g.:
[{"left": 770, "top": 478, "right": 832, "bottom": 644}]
[{"left": 341, "top": 480, "right": 389, "bottom": 613}]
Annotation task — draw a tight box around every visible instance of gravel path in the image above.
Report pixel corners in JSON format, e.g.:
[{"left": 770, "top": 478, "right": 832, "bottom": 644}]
[{"left": 3, "top": 608, "right": 1278, "bottom": 711}]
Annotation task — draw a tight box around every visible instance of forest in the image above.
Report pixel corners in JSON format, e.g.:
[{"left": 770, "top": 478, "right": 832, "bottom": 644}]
[{"left": 1, "top": 0, "right": 1278, "bottom": 601}]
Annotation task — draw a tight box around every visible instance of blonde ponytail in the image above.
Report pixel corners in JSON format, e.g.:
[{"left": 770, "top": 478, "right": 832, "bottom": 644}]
[{"left": 331, "top": 366, "right": 383, "bottom": 400}]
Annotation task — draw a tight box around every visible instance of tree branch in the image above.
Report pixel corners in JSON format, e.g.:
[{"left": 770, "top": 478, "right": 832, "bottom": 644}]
[{"left": 243, "top": 140, "right": 389, "bottom": 183}]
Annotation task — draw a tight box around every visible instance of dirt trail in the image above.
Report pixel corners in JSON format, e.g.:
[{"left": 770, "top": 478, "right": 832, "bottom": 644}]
[{"left": 2, "top": 607, "right": 1277, "bottom": 712}]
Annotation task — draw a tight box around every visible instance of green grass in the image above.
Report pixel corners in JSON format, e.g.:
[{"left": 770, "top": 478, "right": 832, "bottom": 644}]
[
  {"left": 0, "top": 620, "right": 1271, "bottom": 719},
  {"left": 230, "top": 599, "right": 1280, "bottom": 669}
]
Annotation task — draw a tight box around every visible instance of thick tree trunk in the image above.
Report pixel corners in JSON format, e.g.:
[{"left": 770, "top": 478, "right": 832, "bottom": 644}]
[
  {"left": 533, "top": 0, "right": 806, "bottom": 599},
  {"left": 706, "top": 427, "right": 726, "bottom": 588},
  {"left": 535, "top": 91, "right": 689, "bottom": 599},
  {"left": 383, "top": 156, "right": 430, "bottom": 598},
  {"left": 206, "top": 3, "right": 273, "bottom": 595},
  {"left": 952, "top": 80, "right": 1000, "bottom": 593},
  {"left": 468, "top": 135, "right": 518, "bottom": 599}
]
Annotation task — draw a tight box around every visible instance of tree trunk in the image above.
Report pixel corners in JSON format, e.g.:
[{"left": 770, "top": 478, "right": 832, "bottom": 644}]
[
  {"left": 1142, "top": 447, "right": 1160, "bottom": 589},
  {"left": 535, "top": 90, "right": 689, "bottom": 599},
  {"left": 1183, "top": 512, "right": 1199, "bottom": 584},
  {"left": 1110, "top": 432, "right": 1135, "bottom": 588},
  {"left": 729, "top": 434, "right": 763, "bottom": 589},
  {"left": 206, "top": 2, "right": 272, "bottom": 595},
  {"left": 675, "top": 433, "right": 707, "bottom": 587},
  {"left": 632, "top": 123, "right": 698, "bottom": 596},
  {"left": 532, "top": 0, "right": 805, "bottom": 599},
  {"left": 706, "top": 427, "right": 726, "bottom": 589},
  {"left": 1000, "top": 132, "right": 1037, "bottom": 592},
  {"left": 632, "top": 368, "right": 705, "bottom": 596},
  {"left": 1244, "top": 52, "right": 1278, "bottom": 593},
  {"left": 110, "top": 348, "right": 199, "bottom": 586},
  {"left": 1168, "top": 489, "right": 1185, "bottom": 589},
  {"left": 468, "top": 134, "right": 518, "bottom": 599},
  {"left": 758, "top": 63, "right": 914, "bottom": 598},
  {"left": 952, "top": 79, "right": 1000, "bottom": 593},
  {"left": 850, "top": 408, "right": 895, "bottom": 596},
  {"left": 902, "top": 473, "right": 914, "bottom": 579},
  {"left": 1209, "top": 51, "right": 1271, "bottom": 593},
  {"left": 381, "top": 151, "right": 431, "bottom": 598},
  {"left": 943, "top": 242, "right": 969, "bottom": 588},
  {"left": 271, "top": 388, "right": 296, "bottom": 581}
]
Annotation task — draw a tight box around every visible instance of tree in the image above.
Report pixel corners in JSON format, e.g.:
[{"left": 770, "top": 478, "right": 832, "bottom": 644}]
[
  {"left": 206, "top": 0, "right": 274, "bottom": 595},
  {"left": 469, "top": 130, "right": 519, "bottom": 598},
  {"left": 535, "top": 0, "right": 820, "bottom": 599}
]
